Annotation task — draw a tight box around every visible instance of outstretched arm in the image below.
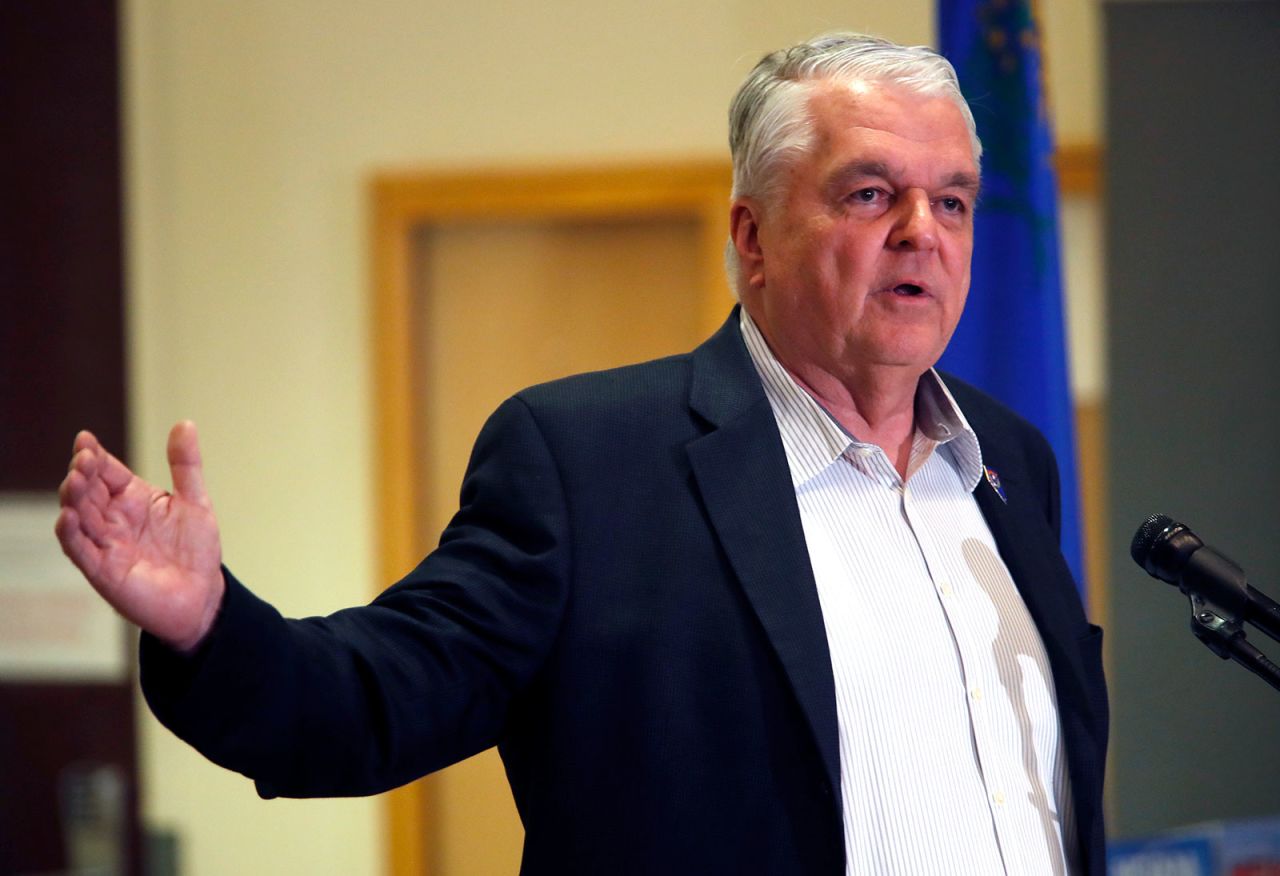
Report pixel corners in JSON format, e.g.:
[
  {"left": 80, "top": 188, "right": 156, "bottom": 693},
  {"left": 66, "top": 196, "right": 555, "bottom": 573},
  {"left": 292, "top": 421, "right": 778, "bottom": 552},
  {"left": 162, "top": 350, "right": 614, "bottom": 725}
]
[{"left": 55, "top": 421, "right": 225, "bottom": 652}]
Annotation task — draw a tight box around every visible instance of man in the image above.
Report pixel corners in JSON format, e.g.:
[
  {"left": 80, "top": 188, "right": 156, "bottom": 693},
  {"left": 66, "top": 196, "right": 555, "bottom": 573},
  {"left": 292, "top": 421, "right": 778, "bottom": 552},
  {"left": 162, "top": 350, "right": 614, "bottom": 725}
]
[{"left": 57, "top": 33, "right": 1107, "bottom": 875}]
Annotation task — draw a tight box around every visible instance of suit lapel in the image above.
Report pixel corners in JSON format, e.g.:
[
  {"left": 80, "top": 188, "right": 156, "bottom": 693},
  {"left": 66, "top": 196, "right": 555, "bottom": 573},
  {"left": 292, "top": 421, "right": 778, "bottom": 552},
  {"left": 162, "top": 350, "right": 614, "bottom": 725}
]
[{"left": 684, "top": 311, "right": 842, "bottom": 809}]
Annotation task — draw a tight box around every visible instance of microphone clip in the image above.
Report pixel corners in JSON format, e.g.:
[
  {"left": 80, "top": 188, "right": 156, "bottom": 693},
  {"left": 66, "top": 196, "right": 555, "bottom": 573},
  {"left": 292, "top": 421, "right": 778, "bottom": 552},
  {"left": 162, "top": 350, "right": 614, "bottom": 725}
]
[
  {"left": 1187, "top": 592, "right": 1246, "bottom": 661},
  {"left": 1183, "top": 576, "right": 1280, "bottom": 695},
  {"left": 1181, "top": 544, "right": 1254, "bottom": 660}
]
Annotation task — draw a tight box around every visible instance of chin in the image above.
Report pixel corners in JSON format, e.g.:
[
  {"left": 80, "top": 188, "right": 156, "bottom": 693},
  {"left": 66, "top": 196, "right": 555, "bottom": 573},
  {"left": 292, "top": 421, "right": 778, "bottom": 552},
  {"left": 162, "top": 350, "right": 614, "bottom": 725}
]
[{"left": 863, "top": 341, "right": 945, "bottom": 371}]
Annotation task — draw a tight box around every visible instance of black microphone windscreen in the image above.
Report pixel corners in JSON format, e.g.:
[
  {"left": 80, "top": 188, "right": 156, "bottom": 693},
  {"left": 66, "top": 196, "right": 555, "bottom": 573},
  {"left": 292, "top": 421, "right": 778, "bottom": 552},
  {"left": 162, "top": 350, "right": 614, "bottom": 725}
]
[{"left": 1131, "top": 513, "right": 1177, "bottom": 568}]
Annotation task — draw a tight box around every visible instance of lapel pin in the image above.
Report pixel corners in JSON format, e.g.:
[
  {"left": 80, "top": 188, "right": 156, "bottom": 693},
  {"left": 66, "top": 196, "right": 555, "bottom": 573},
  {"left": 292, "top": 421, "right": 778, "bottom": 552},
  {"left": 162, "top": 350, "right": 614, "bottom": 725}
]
[{"left": 984, "top": 466, "right": 1007, "bottom": 504}]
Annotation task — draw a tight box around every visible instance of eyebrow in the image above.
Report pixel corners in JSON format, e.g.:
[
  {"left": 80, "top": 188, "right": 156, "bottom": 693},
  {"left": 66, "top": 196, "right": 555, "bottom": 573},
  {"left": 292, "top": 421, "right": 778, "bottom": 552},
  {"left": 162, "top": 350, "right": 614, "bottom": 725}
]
[
  {"left": 827, "top": 161, "right": 892, "bottom": 187},
  {"left": 943, "top": 171, "right": 982, "bottom": 197}
]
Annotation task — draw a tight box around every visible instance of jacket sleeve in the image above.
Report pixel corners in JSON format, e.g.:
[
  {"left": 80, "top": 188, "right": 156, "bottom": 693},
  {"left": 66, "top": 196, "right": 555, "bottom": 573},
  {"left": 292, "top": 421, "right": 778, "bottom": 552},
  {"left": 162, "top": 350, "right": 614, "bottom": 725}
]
[{"left": 140, "top": 395, "right": 572, "bottom": 798}]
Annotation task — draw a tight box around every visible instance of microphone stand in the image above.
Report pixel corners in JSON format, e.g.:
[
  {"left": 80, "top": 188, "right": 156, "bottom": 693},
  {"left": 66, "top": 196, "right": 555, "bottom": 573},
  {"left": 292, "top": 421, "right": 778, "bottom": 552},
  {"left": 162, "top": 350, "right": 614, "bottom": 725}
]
[{"left": 1184, "top": 586, "right": 1280, "bottom": 694}]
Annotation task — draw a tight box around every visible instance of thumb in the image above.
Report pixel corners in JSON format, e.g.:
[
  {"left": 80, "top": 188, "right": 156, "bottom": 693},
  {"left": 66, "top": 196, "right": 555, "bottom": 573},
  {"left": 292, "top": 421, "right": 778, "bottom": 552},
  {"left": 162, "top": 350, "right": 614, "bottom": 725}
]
[{"left": 167, "top": 420, "right": 211, "bottom": 507}]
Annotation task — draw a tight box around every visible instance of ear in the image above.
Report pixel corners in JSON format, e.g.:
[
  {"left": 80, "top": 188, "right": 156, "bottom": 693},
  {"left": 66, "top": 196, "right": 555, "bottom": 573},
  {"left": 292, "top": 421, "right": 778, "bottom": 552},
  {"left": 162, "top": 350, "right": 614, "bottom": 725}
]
[{"left": 729, "top": 199, "right": 767, "bottom": 292}]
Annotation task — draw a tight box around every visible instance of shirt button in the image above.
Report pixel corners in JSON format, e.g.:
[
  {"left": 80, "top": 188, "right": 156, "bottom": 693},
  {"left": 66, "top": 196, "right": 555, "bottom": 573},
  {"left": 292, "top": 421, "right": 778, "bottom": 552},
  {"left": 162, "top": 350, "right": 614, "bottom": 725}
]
[
  {"left": 970, "top": 687, "right": 983, "bottom": 701},
  {"left": 993, "top": 791, "right": 1006, "bottom": 806},
  {"left": 939, "top": 581, "right": 953, "bottom": 596}
]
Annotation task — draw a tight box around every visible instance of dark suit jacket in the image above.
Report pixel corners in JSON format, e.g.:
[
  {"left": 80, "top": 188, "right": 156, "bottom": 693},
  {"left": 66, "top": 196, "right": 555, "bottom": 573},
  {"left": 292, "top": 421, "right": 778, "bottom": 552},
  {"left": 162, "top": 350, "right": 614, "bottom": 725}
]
[{"left": 141, "top": 309, "right": 1108, "bottom": 875}]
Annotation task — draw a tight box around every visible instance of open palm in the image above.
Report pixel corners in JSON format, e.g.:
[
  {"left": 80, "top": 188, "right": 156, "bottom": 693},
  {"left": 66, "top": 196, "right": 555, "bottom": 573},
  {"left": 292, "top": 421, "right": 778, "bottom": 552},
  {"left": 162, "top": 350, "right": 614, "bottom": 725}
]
[{"left": 56, "top": 421, "right": 225, "bottom": 652}]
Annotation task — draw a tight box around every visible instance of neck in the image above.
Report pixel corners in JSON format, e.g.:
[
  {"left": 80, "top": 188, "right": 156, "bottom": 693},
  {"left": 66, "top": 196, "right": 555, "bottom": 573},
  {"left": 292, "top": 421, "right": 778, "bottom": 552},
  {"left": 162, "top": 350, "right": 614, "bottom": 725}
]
[{"left": 787, "top": 361, "right": 921, "bottom": 480}]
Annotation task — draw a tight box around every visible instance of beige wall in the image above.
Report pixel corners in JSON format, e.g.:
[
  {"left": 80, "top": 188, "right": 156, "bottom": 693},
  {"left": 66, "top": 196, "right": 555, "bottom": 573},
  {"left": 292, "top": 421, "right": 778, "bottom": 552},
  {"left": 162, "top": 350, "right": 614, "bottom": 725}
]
[{"left": 121, "top": 2, "right": 1103, "bottom": 873}]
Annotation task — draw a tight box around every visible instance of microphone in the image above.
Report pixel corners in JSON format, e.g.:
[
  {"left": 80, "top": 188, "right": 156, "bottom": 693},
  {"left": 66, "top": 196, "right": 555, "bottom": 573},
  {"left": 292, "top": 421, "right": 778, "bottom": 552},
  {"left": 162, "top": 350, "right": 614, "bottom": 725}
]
[{"left": 1131, "top": 514, "right": 1280, "bottom": 643}]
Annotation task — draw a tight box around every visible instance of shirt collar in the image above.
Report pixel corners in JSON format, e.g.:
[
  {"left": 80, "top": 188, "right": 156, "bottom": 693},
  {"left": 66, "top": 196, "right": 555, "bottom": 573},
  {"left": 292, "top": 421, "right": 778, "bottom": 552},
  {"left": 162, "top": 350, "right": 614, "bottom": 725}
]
[{"left": 739, "top": 308, "right": 984, "bottom": 491}]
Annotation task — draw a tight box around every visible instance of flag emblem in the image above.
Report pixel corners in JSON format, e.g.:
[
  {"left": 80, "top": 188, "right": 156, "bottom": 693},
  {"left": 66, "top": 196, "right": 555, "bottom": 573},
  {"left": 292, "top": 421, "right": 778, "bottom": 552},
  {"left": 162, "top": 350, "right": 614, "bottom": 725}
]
[{"left": 985, "top": 466, "right": 1007, "bottom": 503}]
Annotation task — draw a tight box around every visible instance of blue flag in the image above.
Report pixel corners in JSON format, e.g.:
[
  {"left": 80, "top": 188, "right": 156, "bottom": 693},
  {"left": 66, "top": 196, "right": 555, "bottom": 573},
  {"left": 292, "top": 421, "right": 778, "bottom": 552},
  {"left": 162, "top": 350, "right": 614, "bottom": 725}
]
[{"left": 937, "top": 0, "right": 1085, "bottom": 592}]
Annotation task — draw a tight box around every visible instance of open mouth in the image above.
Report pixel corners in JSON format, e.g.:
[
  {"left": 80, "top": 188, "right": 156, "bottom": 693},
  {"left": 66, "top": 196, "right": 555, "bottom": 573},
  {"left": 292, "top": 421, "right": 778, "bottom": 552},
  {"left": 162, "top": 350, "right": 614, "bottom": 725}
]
[{"left": 892, "top": 283, "right": 924, "bottom": 296}]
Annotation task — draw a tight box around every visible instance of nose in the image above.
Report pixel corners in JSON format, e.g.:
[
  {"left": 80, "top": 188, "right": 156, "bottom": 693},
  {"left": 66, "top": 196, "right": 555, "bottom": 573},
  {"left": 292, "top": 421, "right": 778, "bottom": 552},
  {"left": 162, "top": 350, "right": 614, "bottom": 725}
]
[{"left": 888, "top": 189, "right": 938, "bottom": 251}]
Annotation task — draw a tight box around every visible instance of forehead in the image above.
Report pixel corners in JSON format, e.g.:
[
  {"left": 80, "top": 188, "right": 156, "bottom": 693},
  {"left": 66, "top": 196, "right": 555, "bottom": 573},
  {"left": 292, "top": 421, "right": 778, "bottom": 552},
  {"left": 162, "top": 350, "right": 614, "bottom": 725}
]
[{"left": 802, "top": 79, "right": 977, "bottom": 176}]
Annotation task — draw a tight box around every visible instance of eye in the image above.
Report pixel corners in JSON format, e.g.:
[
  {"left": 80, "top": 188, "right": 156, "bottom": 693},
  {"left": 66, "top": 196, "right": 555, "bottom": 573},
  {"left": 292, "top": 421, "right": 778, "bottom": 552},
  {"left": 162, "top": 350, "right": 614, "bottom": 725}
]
[
  {"left": 938, "top": 196, "right": 966, "bottom": 214},
  {"left": 848, "top": 187, "right": 886, "bottom": 205}
]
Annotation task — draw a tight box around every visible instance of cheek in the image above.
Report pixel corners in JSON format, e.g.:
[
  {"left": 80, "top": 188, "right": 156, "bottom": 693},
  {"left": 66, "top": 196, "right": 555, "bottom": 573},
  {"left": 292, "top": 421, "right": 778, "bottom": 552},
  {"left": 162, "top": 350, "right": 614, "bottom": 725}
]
[
  {"left": 817, "top": 231, "right": 875, "bottom": 284},
  {"left": 943, "top": 240, "right": 973, "bottom": 289}
]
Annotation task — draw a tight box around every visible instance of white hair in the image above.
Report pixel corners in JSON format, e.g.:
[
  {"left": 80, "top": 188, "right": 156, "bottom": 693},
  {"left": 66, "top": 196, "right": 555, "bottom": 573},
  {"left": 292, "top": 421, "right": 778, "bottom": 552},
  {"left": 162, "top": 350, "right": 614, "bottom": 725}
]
[{"left": 724, "top": 33, "right": 983, "bottom": 294}]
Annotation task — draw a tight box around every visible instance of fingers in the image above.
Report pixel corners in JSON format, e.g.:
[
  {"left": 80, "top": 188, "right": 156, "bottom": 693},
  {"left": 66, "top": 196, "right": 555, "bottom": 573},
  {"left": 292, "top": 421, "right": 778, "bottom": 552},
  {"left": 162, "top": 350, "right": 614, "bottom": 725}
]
[
  {"left": 62, "top": 430, "right": 133, "bottom": 499},
  {"left": 59, "top": 430, "right": 145, "bottom": 554},
  {"left": 62, "top": 431, "right": 102, "bottom": 496},
  {"left": 167, "top": 420, "right": 211, "bottom": 507},
  {"left": 54, "top": 505, "right": 103, "bottom": 580},
  {"left": 58, "top": 455, "right": 115, "bottom": 555},
  {"left": 60, "top": 434, "right": 132, "bottom": 521},
  {"left": 60, "top": 439, "right": 103, "bottom": 512},
  {"left": 72, "top": 430, "right": 100, "bottom": 456}
]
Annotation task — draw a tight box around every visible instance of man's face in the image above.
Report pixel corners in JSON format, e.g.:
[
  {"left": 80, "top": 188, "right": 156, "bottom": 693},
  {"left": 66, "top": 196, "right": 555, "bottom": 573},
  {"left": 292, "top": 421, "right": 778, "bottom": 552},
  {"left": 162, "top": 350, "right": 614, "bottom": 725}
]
[{"left": 733, "top": 80, "right": 979, "bottom": 390}]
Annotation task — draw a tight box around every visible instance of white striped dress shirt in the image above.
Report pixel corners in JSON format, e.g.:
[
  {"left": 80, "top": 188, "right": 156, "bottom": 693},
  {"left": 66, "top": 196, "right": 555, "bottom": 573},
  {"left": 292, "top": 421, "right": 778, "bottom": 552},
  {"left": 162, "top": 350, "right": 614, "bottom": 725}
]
[{"left": 741, "top": 311, "right": 1077, "bottom": 875}]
